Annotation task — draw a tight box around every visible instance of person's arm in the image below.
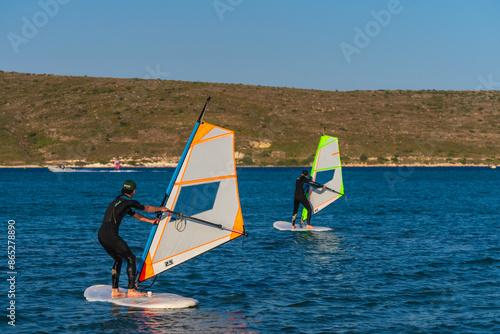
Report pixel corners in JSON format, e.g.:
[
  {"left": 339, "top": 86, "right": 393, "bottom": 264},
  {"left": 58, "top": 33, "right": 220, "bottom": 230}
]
[
  {"left": 307, "top": 179, "right": 325, "bottom": 188},
  {"left": 143, "top": 205, "right": 169, "bottom": 213},
  {"left": 132, "top": 212, "right": 160, "bottom": 225}
]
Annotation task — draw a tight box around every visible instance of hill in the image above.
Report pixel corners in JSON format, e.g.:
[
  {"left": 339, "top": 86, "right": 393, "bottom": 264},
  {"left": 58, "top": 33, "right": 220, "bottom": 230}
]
[{"left": 1, "top": 71, "right": 499, "bottom": 167}]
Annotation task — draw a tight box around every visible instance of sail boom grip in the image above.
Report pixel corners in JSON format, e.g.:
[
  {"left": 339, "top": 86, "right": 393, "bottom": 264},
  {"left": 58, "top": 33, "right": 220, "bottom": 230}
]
[{"left": 169, "top": 210, "right": 248, "bottom": 237}]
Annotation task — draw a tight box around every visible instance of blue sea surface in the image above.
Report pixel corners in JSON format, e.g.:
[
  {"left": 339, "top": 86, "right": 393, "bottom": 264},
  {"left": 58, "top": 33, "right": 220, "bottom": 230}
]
[{"left": 1, "top": 167, "right": 499, "bottom": 333}]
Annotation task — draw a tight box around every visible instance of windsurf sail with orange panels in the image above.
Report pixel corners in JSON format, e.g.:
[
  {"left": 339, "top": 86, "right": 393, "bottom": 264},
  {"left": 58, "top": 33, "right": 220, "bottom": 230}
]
[
  {"left": 301, "top": 135, "right": 345, "bottom": 220},
  {"left": 138, "top": 97, "right": 247, "bottom": 283}
]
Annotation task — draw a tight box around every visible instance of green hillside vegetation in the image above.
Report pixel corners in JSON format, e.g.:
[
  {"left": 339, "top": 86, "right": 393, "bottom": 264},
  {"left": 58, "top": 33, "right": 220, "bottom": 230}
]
[{"left": 1, "top": 71, "right": 499, "bottom": 167}]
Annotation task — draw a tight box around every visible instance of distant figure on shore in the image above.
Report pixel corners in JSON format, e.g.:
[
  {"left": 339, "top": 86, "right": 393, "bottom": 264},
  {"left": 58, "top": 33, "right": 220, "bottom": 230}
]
[
  {"left": 114, "top": 156, "right": 121, "bottom": 171},
  {"left": 97, "top": 180, "right": 169, "bottom": 298},
  {"left": 292, "top": 170, "right": 325, "bottom": 229}
]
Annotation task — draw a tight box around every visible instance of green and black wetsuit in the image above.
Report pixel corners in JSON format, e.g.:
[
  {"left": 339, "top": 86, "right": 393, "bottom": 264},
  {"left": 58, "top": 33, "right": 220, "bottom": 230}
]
[{"left": 98, "top": 194, "right": 145, "bottom": 289}]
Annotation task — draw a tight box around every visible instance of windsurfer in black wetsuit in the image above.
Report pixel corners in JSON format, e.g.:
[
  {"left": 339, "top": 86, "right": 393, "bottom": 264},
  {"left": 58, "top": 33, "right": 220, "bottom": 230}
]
[
  {"left": 292, "top": 170, "right": 325, "bottom": 229},
  {"left": 98, "top": 180, "right": 169, "bottom": 298}
]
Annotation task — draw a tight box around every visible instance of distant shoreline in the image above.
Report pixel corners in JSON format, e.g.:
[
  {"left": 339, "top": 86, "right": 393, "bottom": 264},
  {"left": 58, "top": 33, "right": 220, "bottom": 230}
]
[
  {"left": 1, "top": 164, "right": 497, "bottom": 169},
  {"left": 2, "top": 72, "right": 499, "bottom": 170}
]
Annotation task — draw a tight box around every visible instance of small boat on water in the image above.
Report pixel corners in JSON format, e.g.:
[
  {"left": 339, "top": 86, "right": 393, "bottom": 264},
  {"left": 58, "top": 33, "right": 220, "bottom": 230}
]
[{"left": 48, "top": 163, "right": 74, "bottom": 172}]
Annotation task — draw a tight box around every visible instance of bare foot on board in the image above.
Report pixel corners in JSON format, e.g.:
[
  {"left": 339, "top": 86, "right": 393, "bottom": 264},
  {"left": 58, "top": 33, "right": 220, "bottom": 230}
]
[
  {"left": 128, "top": 289, "right": 147, "bottom": 298},
  {"left": 111, "top": 289, "right": 127, "bottom": 299},
  {"left": 306, "top": 225, "right": 315, "bottom": 229}
]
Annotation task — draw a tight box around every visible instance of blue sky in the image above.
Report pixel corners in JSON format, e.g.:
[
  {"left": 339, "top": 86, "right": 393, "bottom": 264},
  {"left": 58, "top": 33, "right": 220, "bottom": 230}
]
[{"left": 1, "top": 0, "right": 499, "bottom": 91}]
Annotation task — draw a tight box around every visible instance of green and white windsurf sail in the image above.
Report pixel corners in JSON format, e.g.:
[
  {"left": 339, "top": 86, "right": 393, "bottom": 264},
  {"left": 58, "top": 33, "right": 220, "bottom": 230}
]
[{"left": 301, "top": 135, "right": 344, "bottom": 221}]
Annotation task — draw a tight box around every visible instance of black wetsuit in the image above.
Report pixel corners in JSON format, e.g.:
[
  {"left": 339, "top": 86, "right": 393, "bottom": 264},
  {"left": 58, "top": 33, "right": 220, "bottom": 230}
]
[
  {"left": 98, "top": 194, "right": 145, "bottom": 289},
  {"left": 293, "top": 175, "right": 323, "bottom": 226}
]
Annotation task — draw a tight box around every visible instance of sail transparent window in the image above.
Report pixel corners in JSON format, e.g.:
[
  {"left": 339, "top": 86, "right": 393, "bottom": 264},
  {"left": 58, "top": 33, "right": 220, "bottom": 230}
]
[
  {"left": 173, "top": 181, "right": 220, "bottom": 216},
  {"left": 314, "top": 169, "right": 335, "bottom": 186}
]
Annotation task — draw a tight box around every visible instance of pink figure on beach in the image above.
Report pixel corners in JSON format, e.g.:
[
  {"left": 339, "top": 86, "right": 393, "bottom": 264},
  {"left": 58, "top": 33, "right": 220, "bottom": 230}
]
[{"left": 114, "top": 157, "right": 121, "bottom": 171}]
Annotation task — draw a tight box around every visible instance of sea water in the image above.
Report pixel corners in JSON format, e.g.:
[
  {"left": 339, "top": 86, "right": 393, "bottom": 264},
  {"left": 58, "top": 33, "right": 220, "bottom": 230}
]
[{"left": 1, "top": 167, "right": 499, "bottom": 333}]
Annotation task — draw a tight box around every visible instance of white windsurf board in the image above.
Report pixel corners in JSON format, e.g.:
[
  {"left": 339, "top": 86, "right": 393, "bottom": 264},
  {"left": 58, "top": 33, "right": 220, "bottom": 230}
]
[
  {"left": 273, "top": 221, "right": 332, "bottom": 232},
  {"left": 84, "top": 285, "right": 198, "bottom": 309}
]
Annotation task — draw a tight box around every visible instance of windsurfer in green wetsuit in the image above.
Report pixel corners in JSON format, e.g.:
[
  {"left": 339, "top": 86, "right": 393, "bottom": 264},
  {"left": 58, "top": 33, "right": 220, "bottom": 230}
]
[
  {"left": 98, "top": 180, "right": 169, "bottom": 298},
  {"left": 292, "top": 170, "right": 325, "bottom": 229}
]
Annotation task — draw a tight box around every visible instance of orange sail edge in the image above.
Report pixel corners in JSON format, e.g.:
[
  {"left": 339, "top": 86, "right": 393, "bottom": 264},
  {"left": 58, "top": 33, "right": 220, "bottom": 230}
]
[
  {"left": 192, "top": 122, "right": 216, "bottom": 144},
  {"left": 230, "top": 207, "right": 245, "bottom": 240},
  {"left": 138, "top": 251, "right": 155, "bottom": 282},
  {"left": 192, "top": 122, "right": 235, "bottom": 146}
]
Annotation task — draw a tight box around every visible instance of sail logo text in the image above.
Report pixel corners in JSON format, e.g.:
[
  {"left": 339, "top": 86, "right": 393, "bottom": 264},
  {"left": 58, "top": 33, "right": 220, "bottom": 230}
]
[{"left": 164, "top": 259, "right": 174, "bottom": 267}]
